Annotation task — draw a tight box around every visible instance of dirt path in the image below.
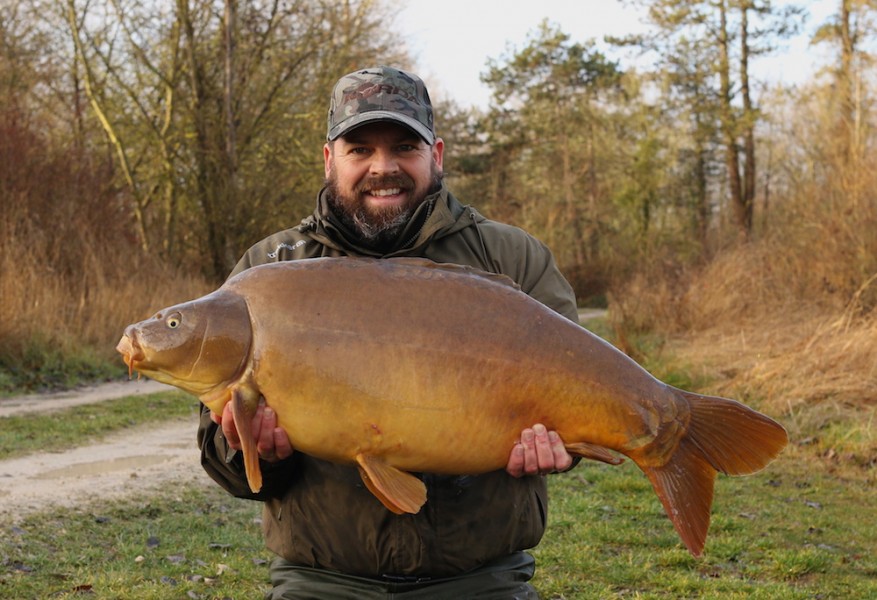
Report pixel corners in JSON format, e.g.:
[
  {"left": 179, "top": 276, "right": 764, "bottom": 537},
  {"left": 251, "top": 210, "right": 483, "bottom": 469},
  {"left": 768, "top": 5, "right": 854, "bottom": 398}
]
[
  {"left": 0, "top": 381, "right": 214, "bottom": 523},
  {"left": 0, "top": 379, "right": 172, "bottom": 418}
]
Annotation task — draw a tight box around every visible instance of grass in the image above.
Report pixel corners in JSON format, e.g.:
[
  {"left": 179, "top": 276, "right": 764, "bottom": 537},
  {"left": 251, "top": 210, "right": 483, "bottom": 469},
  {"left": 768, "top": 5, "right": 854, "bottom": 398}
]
[
  {"left": 0, "top": 484, "right": 270, "bottom": 599},
  {"left": 0, "top": 341, "right": 127, "bottom": 395},
  {"left": 1, "top": 447, "right": 874, "bottom": 599},
  {"left": 0, "top": 392, "right": 199, "bottom": 460},
  {"left": 533, "top": 451, "right": 877, "bottom": 599}
]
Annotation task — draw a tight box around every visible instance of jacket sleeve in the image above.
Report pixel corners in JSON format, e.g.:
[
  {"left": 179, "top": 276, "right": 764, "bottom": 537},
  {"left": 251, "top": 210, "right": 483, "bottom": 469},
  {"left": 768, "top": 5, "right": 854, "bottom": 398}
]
[
  {"left": 488, "top": 226, "right": 579, "bottom": 324},
  {"left": 519, "top": 247, "right": 579, "bottom": 324},
  {"left": 197, "top": 403, "right": 296, "bottom": 500}
]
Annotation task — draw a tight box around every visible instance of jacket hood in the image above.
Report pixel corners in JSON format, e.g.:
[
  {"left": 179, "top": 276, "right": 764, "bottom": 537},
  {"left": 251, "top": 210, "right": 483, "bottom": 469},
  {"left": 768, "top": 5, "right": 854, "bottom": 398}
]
[{"left": 300, "top": 182, "right": 479, "bottom": 257}]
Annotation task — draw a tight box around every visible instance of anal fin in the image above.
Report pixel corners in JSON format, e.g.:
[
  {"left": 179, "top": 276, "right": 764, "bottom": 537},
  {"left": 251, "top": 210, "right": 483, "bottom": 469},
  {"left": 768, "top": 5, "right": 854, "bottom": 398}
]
[{"left": 355, "top": 454, "right": 426, "bottom": 514}]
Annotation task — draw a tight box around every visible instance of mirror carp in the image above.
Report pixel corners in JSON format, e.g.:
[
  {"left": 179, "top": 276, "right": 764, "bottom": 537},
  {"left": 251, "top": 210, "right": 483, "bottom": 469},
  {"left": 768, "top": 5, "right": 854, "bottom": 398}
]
[{"left": 116, "top": 257, "right": 788, "bottom": 556}]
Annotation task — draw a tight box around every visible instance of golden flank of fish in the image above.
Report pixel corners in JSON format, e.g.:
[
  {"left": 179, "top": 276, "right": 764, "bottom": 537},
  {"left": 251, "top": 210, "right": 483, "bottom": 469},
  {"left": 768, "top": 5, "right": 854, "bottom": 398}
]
[{"left": 116, "top": 257, "right": 788, "bottom": 556}]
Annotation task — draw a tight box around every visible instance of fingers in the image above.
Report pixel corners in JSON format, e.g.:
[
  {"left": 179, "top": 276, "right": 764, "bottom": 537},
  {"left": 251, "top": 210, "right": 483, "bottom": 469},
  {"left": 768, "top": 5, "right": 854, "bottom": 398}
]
[
  {"left": 523, "top": 424, "right": 553, "bottom": 476},
  {"left": 506, "top": 424, "right": 572, "bottom": 478},
  {"left": 506, "top": 442, "right": 526, "bottom": 478},
  {"left": 272, "top": 423, "right": 294, "bottom": 461},
  {"left": 255, "top": 401, "right": 293, "bottom": 463},
  {"left": 218, "top": 399, "right": 293, "bottom": 463},
  {"left": 548, "top": 430, "right": 573, "bottom": 472},
  {"left": 220, "top": 402, "right": 242, "bottom": 450}
]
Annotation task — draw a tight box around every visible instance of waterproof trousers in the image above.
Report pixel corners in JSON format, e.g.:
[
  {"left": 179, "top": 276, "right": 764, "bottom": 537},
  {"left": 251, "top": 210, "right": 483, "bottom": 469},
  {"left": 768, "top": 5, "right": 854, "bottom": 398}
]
[{"left": 265, "top": 551, "right": 540, "bottom": 599}]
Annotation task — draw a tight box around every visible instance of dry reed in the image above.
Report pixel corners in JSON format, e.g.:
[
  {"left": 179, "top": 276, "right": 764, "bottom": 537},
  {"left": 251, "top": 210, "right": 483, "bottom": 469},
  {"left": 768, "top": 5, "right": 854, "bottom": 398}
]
[
  {"left": 0, "top": 112, "right": 211, "bottom": 384},
  {"left": 608, "top": 169, "right": 877, "bottom": 462},
  {"left": 0, "top": 220, "right": 210, "bottom": 366}
]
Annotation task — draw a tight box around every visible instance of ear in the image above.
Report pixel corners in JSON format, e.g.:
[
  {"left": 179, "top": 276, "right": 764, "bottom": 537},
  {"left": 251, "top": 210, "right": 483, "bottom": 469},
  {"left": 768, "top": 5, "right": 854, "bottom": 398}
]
[
  {"left": 432, "top": 138, "right": 445, "bottom": 172},
  {"left": 323, "top": 142, "right": 333, "bottom": 178}
]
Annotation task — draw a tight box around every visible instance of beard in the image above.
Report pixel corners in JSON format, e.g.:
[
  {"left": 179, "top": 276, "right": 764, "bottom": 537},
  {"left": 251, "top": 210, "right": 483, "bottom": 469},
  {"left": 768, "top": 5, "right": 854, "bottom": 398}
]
[{"left": 326, "top": 166, "right": 444, "bottom": 248}]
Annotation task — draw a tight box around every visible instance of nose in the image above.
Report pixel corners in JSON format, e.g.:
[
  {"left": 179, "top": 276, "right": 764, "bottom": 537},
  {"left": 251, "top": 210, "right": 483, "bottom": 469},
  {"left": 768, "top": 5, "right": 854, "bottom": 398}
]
[{"left": 369, "top": 147, "right": 399, "bottom": 175}]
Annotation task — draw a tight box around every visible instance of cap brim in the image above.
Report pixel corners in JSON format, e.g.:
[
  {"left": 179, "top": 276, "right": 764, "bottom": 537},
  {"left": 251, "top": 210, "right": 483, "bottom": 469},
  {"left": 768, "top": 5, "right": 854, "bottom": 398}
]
[{"left": 327, "top": 111, "right": 435, "bottom": 145}]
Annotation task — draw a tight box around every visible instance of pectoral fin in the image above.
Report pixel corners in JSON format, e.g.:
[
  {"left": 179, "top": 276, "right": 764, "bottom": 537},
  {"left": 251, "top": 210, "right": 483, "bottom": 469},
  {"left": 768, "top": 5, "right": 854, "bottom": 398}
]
[
  {"left": 230, "top": 388, "right": 263, "bottom": 494},
  {"left": 355, "top": 454, "right": 426, "bottom": 514},
  {"left": 565, "top": 441, "right": 625, "bottom": 465}
]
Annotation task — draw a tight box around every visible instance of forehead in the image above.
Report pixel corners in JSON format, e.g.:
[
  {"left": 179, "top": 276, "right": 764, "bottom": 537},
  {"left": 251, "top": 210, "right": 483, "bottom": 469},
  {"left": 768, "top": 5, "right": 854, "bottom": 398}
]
[{"left": 339, "top": 121, "right": 423, "bottom": 145}]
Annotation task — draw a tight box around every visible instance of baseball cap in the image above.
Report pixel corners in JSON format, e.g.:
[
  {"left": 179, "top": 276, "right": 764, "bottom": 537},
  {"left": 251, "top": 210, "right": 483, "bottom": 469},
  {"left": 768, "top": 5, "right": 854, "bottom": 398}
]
[{"left": 326, "top": 66, "right": 435, "bottom": 144}]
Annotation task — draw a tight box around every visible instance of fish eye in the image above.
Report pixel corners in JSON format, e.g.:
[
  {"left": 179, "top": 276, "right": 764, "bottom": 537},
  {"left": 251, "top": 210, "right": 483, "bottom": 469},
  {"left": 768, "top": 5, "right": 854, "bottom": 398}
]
[{"left": 166, "top": 313, "right": 182, "bottom": 329}]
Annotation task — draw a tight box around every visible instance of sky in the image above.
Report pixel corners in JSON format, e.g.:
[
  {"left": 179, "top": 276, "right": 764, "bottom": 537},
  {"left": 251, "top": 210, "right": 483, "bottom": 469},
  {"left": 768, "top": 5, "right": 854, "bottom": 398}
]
[{"left": 396, "top": 0, "right": 837, "bottom": 110}]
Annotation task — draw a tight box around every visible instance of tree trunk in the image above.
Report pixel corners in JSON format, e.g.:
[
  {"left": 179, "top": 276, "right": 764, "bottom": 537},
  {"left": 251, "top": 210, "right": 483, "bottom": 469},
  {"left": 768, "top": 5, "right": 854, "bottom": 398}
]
[
  {"left": 717, "top": 0, "right": 747, "bottom": 238},
  {"left": 223, "top": 0, "right": 239, "bottom": 210},
  {"left": 839, "top": 0, "right": 857, "bottom": 161},
  {"left": 65, "top": 0, "right": 150, "bottom": 252},
  {"left": 740, "top": 1, "right": 756, "bottom": 234},
  {"left": 179, "top": 0, "right": 230, "bottom": 281}
]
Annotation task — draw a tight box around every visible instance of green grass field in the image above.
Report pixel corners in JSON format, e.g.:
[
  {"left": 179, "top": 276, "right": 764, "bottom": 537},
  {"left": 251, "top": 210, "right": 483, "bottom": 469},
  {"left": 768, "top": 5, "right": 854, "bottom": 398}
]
[
  {"left": 1, "top": 453, "right": 874, "bottom": 599},
  {"left": 2, "top": 393, "right": 875, "bottom": 598}
]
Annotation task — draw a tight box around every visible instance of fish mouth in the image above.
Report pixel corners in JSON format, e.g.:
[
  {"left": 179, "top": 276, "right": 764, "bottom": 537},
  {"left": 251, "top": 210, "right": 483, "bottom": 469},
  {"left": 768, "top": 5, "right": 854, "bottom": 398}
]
[{"left": 115, "top": 333, "right": 145, "bottom": 378}]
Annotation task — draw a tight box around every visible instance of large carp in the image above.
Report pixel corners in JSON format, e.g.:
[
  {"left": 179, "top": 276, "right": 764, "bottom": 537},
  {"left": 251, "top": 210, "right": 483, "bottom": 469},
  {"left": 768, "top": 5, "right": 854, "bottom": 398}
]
[{"left": 116, "top": 257, "right": 787, "bottom": 556}]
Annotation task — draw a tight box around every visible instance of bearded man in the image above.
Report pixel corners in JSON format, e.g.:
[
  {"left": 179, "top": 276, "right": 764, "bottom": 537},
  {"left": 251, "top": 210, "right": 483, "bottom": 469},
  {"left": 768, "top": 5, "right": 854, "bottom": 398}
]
[{"left": 198, "top": 66, "right": 580, "bottom": 599}]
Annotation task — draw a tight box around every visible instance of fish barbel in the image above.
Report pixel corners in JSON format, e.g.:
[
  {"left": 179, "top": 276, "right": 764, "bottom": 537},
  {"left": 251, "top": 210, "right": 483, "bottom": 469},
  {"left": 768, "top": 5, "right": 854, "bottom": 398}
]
[{"left": 116, "top": 257, "right": 788, "bottom": 556}]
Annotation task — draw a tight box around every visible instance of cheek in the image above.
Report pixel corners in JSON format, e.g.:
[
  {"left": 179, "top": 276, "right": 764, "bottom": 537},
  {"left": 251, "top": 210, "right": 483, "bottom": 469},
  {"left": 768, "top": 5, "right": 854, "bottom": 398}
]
[
  {"left": 334, "top": 162, "right": 367, "bottom": 191},
  {"left": 410, "top": 160, "right": 435, "bottom": 191}
]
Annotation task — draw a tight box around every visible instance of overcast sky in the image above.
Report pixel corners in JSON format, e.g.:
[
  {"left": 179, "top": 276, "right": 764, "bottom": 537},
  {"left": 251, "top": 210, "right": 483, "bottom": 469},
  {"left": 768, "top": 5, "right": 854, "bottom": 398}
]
[{"left": 396, "top": 0, "right": 836, "bottom": 110}]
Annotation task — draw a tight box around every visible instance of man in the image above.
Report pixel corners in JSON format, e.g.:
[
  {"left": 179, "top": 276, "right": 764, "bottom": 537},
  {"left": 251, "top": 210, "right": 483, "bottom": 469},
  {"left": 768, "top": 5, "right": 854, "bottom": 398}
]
[{"left": 198, "top": 66, "right": 579, "bottom": 599}]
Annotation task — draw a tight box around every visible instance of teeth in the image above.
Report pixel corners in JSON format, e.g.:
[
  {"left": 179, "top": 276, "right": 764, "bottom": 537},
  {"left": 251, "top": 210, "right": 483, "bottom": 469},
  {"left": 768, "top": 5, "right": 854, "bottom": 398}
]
[{"left": 370, "top": 188, "right": 401, "bottom": 197}]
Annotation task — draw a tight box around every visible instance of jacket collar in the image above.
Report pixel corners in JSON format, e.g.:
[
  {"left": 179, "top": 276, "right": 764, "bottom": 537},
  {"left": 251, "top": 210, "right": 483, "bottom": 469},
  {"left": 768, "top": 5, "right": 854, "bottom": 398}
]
[{"left": 303, "top": 182, "right": 474, "bottom": 257}]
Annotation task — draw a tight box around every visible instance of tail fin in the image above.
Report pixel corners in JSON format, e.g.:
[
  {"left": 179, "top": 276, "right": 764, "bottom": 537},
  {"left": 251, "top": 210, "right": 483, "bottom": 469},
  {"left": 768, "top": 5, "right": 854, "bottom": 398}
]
[{"left": 640, "top": 390, "right": 788, "bottom": 556}]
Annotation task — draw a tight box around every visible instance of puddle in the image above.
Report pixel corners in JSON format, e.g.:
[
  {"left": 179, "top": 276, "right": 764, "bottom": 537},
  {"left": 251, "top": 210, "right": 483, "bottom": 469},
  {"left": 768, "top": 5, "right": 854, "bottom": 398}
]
[{"left": 34, "top": 455, "right": 172, "bottom": 479}]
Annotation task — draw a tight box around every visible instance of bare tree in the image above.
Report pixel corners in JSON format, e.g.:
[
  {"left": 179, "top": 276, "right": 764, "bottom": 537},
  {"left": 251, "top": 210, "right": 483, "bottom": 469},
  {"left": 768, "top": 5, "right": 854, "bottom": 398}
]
[{"left": 63, "top": 0, "right": 408, "bottom": 280}]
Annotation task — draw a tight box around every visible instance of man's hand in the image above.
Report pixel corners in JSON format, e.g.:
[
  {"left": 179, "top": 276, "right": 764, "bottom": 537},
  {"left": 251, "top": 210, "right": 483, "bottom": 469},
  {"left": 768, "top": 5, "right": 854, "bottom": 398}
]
[
  {"left": 506, "top": 423, "right": 573, "bottom": 477},
  {"left": 210, "top": 398, "right": 293, "bottom": 463}
]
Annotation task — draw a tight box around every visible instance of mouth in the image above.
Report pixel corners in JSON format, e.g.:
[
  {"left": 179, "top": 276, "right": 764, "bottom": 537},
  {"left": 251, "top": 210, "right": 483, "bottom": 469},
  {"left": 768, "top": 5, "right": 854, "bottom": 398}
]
[
  {"left": 115, "top": 334, "right": 145, "bottom": 378},
  {"left": 369, "top": 187, "right": 402, "bottom": 197},
  {"left": 363, "top": 187, "right": 406, "bottom": 205},
  {"left": 357, "top": 174, "right": 414, "bottom": 208}
]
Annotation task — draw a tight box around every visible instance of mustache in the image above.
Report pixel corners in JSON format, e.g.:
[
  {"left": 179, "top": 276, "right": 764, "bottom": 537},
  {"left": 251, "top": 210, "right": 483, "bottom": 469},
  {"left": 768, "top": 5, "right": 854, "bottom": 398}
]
[{"left": 356, "top": 174, "right": 415, "bottom": 194}]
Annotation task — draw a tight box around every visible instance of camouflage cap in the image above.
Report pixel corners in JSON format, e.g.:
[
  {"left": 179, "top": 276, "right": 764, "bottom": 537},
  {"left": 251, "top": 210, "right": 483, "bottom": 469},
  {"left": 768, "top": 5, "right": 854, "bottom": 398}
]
[{"left": 327, "top": 66, "right": 435, "bottom": 144}]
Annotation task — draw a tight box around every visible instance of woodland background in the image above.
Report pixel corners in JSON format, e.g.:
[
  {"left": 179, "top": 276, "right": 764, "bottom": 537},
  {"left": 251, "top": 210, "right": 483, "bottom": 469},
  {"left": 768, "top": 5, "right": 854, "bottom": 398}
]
[{"left": 0, "top": 0, "right": 874, "bottom": 462}]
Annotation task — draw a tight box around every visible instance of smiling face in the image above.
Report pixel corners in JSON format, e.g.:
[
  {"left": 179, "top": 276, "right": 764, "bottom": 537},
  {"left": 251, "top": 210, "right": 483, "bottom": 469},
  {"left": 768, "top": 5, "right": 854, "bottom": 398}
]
[{"left": 324, "top": 121, "right": 444, "bottom": 247}]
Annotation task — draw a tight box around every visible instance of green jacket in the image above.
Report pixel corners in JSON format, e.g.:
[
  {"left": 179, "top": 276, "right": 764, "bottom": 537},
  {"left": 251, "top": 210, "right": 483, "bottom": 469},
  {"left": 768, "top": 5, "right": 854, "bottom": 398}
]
[{"left": 198, "top": 183, "right": 579, "bottom": 578}]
